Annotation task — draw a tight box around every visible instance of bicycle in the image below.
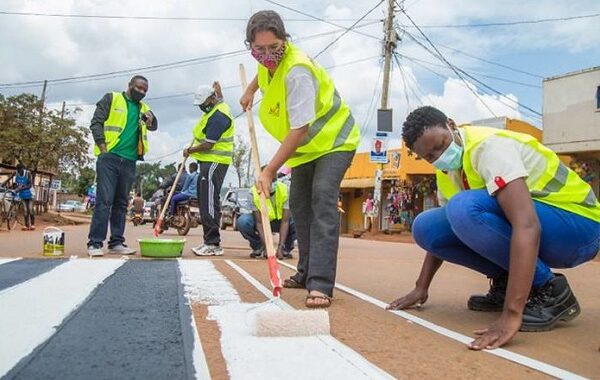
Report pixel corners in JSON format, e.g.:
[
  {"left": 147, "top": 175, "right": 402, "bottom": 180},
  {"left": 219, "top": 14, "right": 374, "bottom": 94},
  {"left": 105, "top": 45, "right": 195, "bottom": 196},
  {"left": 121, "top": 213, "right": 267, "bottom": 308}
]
[{"left": 5, "top": 191, "right": 24, "bottom": 230}]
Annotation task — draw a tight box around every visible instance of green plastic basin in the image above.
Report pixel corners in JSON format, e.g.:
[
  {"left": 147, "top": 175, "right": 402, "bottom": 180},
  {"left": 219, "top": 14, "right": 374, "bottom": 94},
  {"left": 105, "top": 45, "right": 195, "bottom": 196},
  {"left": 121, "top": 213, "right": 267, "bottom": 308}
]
[{"left": 138, "top": 238, "right": 185, "bottom": 258}]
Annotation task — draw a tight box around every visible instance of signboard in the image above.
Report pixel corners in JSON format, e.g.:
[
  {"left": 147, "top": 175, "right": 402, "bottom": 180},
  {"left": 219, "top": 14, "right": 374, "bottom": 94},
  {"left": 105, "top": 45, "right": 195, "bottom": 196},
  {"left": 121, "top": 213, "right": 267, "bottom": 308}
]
[
  {"left": 370, "top": 132, "right": 389, "bottom": 163},
  {"left": 50, "top": 180, "right": 61, "bottom": 190},
  {"left": 377, "top": 109, "right": 393, "bottom": 132}
]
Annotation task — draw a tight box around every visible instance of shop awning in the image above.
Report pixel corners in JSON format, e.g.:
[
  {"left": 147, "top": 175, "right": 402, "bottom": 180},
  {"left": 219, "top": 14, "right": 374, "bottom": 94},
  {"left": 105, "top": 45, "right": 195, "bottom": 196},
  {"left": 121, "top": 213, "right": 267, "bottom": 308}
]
[{"left": 340, "top": 178, "right": 374, "bottom": 189}]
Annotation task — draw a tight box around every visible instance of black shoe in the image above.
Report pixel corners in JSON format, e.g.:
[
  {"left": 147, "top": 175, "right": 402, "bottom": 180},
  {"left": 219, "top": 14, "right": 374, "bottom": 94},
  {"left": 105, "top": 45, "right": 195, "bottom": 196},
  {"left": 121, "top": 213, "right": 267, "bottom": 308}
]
[
  {"left": 282, "top": 250, "right": 293, "bottom": 259},
  {"left": 520, "top": 273, "right": 580, "bottom": 332},
  {"left": 467, "top": 274, "right": 507, "bottom": 312},
  {"left": 249, "top": 247, "right": 265, "bottom": 259}
]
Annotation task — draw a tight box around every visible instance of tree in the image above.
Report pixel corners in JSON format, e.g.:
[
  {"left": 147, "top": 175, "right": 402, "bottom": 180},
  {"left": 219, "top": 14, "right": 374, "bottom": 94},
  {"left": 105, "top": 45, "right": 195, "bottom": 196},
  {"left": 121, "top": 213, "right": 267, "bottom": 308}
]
[
  {"left": 0, "top": 93, "right": 90, "bottom": 177},
  {"left": 231, "top": 135, "right": 250, "bottom": 187},
  {"left": 135, "top": 161, "right": 177, "bottom": 200}
]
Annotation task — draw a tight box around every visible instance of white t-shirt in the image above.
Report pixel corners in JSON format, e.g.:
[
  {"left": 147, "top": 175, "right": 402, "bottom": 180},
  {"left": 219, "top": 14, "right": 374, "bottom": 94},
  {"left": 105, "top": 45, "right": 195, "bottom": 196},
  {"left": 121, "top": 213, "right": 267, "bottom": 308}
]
[
  {"left": 438, "top": 128, "right": 548, "bottom": 204},
  {"left": 285, "top": 66, "right": 318, "bottom": 129}
]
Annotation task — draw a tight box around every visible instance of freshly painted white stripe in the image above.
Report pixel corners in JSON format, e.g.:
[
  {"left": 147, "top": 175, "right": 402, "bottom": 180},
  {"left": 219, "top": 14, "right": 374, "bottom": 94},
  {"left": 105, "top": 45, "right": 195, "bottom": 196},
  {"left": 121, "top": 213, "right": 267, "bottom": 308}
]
[
  {"left": 0, "top": 257, "right": 21, "bottom": 266},
  {"left": 0, "top": 258, "right": 126, "bottom": 378},
  {"left": 224, "top": 260, "right": 395, "bottom": 380},
  {"left": 278, "top": 260, "right": 587, "bottom": 380}
]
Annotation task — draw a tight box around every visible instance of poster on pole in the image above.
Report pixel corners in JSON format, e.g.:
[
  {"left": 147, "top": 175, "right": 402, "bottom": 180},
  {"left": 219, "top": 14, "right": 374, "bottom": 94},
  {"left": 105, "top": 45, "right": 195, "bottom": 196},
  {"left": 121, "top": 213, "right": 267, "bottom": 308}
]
[{"left": 370, "top": 132, "right": 389, "bottom": 163}]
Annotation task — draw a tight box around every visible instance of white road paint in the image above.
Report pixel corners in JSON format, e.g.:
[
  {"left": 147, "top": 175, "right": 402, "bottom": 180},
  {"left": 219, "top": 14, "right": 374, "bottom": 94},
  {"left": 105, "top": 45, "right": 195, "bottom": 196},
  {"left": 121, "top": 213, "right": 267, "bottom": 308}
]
[
  {"left": 278, "top": 260, "right": 588, "bottom": 380},
  {"left": 0, "top": 257, "right": 21, "bottom": 266},
  {"left": 224, "top": 260, "right": 395, "bottom": 380},
  {"left": 0, "top": 258, "right": 125, "bottom": 378},
  {"left": 179, "top": 259, "right": 219, "bottom": 380}
]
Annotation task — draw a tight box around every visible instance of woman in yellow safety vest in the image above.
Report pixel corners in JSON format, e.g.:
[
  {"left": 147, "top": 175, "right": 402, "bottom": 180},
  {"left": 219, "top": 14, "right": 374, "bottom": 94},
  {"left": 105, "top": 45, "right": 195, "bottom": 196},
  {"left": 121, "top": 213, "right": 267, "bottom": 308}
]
[
  {"left": 387, "top": 106, "right": 600, "bottom": 350},
  {"left": 240, "top": 10, "right": 360, "bottom": 308}
]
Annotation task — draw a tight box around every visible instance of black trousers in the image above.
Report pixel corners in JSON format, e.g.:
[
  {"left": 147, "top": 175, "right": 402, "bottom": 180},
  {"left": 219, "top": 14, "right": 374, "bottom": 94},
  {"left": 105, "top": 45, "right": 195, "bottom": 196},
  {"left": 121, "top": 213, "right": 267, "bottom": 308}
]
[{"left": 197, "top": 161, "right": 228, "bottom": 246}]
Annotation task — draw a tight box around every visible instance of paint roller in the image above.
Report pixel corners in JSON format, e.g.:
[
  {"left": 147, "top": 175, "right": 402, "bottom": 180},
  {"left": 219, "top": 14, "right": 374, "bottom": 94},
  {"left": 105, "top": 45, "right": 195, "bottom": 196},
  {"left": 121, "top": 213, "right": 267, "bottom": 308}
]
[{"left": 239, "top": 64, "right": 331, "bottom": 337}]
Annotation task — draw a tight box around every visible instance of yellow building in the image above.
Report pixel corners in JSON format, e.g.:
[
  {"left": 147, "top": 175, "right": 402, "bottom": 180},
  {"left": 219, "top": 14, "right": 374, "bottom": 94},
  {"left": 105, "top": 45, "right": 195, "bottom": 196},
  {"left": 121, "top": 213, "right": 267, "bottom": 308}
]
[{"left": 339, "top": 117, "right": 542, "bottom": 234}]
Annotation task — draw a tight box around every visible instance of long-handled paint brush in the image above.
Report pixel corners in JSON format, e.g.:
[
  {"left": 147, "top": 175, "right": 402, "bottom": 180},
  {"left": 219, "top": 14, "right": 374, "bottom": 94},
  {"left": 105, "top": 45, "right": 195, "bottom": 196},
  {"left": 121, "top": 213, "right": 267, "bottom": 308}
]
[
  {"left": 153, "top": 139, "right": 195, "bottom": 237},
  {"left": 239, "top": 63, "right": 283, "bottom": 297}
]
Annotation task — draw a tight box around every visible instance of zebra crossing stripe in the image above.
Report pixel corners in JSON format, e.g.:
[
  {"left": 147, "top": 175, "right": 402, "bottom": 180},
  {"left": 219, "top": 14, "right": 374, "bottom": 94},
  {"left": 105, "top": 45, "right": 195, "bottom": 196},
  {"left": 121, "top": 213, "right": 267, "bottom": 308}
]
[{"left": 0, "top": 258, "right": 126, "bottom": 378}]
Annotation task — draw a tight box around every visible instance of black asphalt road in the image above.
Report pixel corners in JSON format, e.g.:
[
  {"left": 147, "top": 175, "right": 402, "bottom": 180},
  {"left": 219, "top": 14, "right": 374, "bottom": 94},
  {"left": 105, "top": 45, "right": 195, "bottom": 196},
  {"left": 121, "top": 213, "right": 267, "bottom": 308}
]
[
  {"left": 0, "top": 259, "right": 66, "bottom": 291},
  {"left": 3, "top": 260, "right": 199, "bottom": 380}
]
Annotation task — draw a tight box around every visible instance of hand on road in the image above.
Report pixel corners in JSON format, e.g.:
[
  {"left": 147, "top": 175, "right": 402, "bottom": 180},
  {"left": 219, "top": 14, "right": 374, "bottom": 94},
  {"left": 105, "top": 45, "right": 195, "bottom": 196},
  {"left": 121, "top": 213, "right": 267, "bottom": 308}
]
[
  {"left": 239, "top": 90, "right": 254, "bottom": 111},
  {"left": 469, "top": 313, "right": 521, "bottom": 350},
  {"left": 386, "top": 287, "right": 428, "bottom": 310}
]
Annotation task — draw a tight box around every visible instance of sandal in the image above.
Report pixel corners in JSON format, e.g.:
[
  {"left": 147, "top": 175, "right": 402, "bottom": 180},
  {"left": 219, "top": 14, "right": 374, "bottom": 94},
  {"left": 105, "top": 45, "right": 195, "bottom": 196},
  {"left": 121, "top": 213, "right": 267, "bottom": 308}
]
[
  {"left": 305, "top": 294, "right": 332, "bottom": 308},
  {"left": 283, "top": 278, "right": 305, "bottom": 289}
]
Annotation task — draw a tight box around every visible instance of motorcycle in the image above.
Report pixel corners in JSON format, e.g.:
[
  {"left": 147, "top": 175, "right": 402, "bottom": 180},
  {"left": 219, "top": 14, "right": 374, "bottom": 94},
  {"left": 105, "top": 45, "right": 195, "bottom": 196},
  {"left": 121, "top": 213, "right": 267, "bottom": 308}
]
[
  {"left": 153, "top": 196, "right": 200, "bottom": 236},
  {"left": 131, "top": 211, "right": 144, "bottom": 226}
]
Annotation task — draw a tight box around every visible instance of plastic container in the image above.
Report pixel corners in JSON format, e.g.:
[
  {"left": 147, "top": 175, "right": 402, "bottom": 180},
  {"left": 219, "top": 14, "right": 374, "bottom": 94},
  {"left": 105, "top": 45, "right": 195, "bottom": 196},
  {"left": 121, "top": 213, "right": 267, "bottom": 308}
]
[
  {"left": 43, "top": 226, "right": 65, "bottom": 256},
  {"left": 138, "top": 238, "right": 185, "bottom": 258}
]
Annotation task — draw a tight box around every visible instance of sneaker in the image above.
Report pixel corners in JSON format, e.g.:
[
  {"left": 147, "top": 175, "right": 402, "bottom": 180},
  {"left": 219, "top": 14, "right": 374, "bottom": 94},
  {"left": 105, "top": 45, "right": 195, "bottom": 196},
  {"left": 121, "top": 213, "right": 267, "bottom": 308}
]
[
  {"left": 88, "top": 246, "right": 104, "bottom": 257},
  {"left": 249, "top": 247, "right": 265, "bottom": 259},
  {"left": 107, "top": 244, "right": 136, "bottom": 255},
  {"left": 520, "top": 273, "right": 581, "bottom": 332},
  {"left": 192, "top": 244, "right": 224, "bottom": 256},
  {"left": 467, "top": 274, "right": 507, "bottom": 312},
  {"left": 282, "top": 250, "right": 293, "bottom": 259}
]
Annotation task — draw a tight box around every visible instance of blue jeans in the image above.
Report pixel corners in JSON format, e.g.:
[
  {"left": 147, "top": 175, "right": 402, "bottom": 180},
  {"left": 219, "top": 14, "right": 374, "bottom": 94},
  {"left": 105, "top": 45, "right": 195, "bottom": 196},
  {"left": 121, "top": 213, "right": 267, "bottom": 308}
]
[
  {"left": 236, "top": 213, "right": 296, "bottom": 252},
  {"left": 87, "top": 153, "right": 136, "bottom": 248},
  {"left": 413, "top": 190, "right": 600, "bottom": 286},
  {"left": 169, "top": 192, "right": 190, "bottom": 215}
]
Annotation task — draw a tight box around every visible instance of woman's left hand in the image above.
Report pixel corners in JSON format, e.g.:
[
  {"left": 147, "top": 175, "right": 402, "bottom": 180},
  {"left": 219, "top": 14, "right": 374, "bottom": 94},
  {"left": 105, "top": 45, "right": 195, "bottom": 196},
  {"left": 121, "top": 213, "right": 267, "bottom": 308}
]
[
  {"left": 256, "top": 167, "right": 275, "bottom": 196},
  {"left": 469, "top": 312, "right": 521, "bottom": 350}
]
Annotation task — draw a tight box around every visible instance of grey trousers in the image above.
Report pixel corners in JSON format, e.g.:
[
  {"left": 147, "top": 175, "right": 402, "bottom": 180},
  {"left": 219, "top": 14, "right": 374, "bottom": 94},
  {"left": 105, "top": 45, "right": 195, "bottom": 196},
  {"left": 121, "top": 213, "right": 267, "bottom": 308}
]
[{"left": 289, "top": 150, "right": 355, "bottom": 296}]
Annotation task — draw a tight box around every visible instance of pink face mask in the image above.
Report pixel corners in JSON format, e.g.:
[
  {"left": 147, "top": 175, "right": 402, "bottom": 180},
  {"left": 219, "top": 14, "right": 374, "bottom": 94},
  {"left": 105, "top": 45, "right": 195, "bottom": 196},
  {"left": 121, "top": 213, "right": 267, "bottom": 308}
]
[{"left": 251, "top": 44, "right": 286, "bottom": 70}]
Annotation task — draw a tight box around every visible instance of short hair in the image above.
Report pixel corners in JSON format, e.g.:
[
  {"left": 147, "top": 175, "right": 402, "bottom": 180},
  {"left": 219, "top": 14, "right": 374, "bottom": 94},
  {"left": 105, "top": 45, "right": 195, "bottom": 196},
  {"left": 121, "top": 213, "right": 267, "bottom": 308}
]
[
  {"left": 136, "top": 192, "right": 141, "bottom": 197},
  {"left": 129, "top": 75, "right": 148, "bottom": 85},
  {"left": 402, "top": 106, "right": 448, "bottom": 150},
  {"left": 189, "top": 162, "right": 198, "bottom": 172},
  {"left": 245, "top": 10, "right": 289, "bottom": 45}
]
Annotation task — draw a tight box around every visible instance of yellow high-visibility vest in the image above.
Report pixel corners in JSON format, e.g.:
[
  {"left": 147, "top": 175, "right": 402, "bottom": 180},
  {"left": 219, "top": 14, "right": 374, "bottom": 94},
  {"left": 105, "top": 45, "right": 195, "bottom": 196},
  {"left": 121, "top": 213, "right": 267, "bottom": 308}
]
[
  {"left": 436, "top": 126, "right": 600, "bottom": 221},
  {"left": 190, "top": 102, "right": 235, "bottom": 165},
  {"left": 257, "top": 42, "right": 359, "bottom": 167},
  {"left": 251, "top": 182, "right": 288, "bottom": 221},
  {"left": 93, "top": 92, "right": 150, "bottom": 156}
]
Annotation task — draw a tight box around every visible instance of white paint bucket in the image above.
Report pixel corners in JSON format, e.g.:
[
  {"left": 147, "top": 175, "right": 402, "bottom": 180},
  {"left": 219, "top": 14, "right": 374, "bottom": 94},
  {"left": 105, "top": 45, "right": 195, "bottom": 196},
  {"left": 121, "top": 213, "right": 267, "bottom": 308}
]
[{"left": 43, "top": 226, "right": 65, "bottom": 256}]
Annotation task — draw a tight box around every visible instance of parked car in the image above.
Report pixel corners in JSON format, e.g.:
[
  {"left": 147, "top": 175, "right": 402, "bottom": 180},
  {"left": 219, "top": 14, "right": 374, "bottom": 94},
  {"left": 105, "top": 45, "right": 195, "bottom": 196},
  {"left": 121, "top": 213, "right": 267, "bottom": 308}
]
[
  {"left": 220, "top": 188, "right": 251, "bottom": 230},
  {"left": 58, "top": 200, "right": 85, "bottom": 212}
]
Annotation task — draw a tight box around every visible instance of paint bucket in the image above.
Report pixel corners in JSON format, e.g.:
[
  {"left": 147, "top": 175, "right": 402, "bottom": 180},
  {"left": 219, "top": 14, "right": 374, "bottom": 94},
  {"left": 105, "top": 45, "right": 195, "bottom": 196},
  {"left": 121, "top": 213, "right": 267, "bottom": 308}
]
[{"left": 43, "top": 226, "right": 65, "bottom": 256}]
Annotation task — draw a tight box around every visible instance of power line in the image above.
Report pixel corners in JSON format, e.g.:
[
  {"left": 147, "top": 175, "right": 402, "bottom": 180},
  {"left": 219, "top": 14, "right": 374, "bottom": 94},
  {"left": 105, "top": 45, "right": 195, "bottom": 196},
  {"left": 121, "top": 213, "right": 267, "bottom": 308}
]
[
  {"left": 314, "top": 0, "right": 385, "bottom": 58},
  {"left": 408, "top": 12, "right": 600, "bottom": 29},
  {"left": 0, "top": 10, "right": 380, "bottom": 22},
  {"left": 399, "top": 8, "right": 498, "bottom": 117},
  {"left": 0, "top": 22, "right": 381, "bottom": 90},
  {"left": 262, "top": 0, "right": 382, "bottom": 41},
  {"left": 402, "top": 30, "right": 544, "bottom": 79}
]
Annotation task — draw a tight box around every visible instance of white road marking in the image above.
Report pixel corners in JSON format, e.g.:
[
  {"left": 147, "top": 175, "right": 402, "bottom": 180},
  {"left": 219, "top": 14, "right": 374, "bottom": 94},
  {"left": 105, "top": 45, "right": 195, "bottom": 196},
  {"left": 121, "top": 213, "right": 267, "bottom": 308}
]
[
  {"left": 224, "top": 259, "right": 395, "bottom": 380},
  {"left": 278, "top": 260, "right": 587, "bottom": 380},
  {"left": 0, "top": 258, "right": 126, "bottom": 378}
]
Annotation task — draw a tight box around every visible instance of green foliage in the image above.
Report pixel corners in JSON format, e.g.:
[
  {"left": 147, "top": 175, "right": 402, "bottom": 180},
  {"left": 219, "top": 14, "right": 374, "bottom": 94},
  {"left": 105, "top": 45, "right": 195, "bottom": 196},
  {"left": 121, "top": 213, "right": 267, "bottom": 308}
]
[
  {"left": 135, "top": 161, "right": 177, "bottom": 199},
  {"left": 0, "top": 93, "right": 90, "bottom": 175}
]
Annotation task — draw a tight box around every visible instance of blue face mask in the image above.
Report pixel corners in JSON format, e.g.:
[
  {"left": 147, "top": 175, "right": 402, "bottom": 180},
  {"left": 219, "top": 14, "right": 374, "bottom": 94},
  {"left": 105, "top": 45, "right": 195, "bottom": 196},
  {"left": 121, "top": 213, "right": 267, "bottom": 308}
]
[{"left": 432, "top": 133, "right": 463, "bottom": 171}]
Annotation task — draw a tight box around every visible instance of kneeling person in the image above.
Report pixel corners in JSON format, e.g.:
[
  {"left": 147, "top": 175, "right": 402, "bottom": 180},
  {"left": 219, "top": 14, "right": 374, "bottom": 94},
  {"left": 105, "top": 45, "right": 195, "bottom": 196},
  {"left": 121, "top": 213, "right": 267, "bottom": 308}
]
[{"left": 236, "top": 178, "right": 296, "bottom": 259}]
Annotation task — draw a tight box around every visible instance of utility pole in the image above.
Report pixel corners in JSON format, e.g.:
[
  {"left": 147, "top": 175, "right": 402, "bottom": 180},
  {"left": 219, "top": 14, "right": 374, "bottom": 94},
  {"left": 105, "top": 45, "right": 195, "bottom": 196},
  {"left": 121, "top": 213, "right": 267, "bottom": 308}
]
[
  {"left": 40, "top": 80, "right": 48, "bottom": 115},
  {"left": 60, "top": 101, "right": 66, "bottom": 120},
  {"left": 380, "top": 0, "right": 397, "bottom": 109},
  {"left": 372, "top": 0, "right": 398, "bottom": 232}
]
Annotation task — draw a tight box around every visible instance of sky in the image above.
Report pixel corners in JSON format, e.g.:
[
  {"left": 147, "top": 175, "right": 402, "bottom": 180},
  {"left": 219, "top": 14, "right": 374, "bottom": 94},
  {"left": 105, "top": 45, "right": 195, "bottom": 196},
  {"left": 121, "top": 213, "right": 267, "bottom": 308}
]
[{"left": 1, "top": 0, "right": 599, "bottom": 185}]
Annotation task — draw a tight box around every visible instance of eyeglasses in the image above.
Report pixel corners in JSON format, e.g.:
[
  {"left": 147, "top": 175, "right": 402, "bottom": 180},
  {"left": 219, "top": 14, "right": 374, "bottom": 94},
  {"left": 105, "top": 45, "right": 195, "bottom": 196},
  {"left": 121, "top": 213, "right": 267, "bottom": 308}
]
[{"left": 249, "top": 42, "right": 283, "bottom": 55}]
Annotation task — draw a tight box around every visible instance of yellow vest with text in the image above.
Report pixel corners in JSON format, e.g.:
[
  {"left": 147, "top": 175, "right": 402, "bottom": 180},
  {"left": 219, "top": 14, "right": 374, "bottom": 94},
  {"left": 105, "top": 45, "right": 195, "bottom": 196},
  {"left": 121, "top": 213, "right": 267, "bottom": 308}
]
[
  {"left": 251, "top": 182, "right": 288, "bottom": 221},
  {"left": 190, "top": 102, "right": 234, "bottom": 165},
  {"left": 435, "top": 126, "right": 600, "bottom": 222},
  {"left": 257, "top": 42, "right": 360, "bottom": 167},
  {"left": 94, "top": 92, "right": 151, "bottom": 157}
]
